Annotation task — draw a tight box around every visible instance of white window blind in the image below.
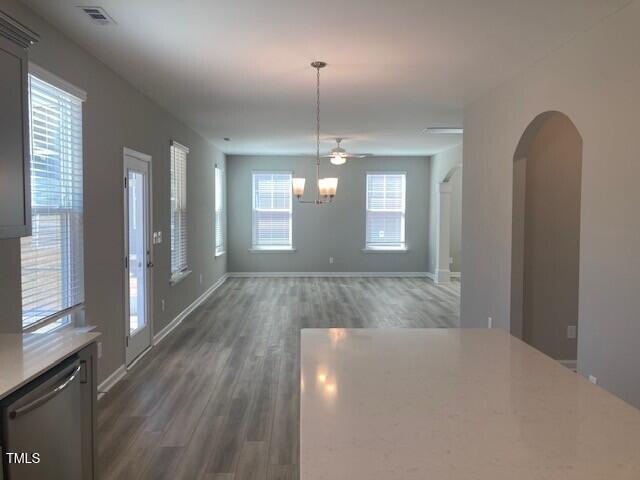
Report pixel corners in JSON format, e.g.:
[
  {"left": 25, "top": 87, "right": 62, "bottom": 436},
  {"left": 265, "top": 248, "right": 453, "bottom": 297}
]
[
  {"left": 366, "top": 172, "right": 406, "bottom": 249},
  {"left": 21, "top": 74, "right": 84, "bottom": 330},
  {"left": 170, "top": 142, "right": 189, "bottom": 276},
  {"left": 214, "top": 165, "right": 225, "bottom": 256},
  {"left": 252, "top": 172, "right": 292, "bottom": 248}
]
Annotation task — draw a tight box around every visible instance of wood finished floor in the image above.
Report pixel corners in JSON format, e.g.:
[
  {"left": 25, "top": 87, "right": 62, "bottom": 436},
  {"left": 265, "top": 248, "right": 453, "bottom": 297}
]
[{"left": 98, "top": 277, "right": 460, "bottom": 480}]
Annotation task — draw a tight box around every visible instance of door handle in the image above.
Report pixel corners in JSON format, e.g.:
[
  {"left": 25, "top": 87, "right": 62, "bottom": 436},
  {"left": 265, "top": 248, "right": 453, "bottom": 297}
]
[
  {"left": 10, "top": 363, "right": 82, "bottom": 419},
  {"left": 147, "top": 261, "right": 154, "bottom": 268}
]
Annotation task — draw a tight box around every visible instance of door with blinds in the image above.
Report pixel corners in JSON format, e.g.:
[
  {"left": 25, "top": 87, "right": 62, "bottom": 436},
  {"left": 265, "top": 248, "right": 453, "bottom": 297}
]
[{"left": 123, "top": 149, "right": 152, "bottom": 365}]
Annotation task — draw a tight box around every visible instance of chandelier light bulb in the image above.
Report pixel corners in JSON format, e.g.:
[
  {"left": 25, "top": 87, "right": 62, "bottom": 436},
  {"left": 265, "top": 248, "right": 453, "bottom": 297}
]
[{"left": 292, "top": 177, "right": 306, "bottom": 197}]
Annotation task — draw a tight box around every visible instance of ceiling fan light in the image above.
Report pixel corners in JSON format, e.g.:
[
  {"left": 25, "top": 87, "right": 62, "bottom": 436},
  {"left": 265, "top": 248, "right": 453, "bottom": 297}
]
[{"left": 330, "top": 153, "right": 346, "bottom": 165}]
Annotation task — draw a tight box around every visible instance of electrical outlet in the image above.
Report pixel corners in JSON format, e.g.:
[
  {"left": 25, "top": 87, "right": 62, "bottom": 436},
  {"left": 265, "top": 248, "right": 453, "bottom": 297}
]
[
  {"left": 589, "top": 375, "right": 597, "bottom": 385},
  {"left": 487, "top": 316, "right": 493, "bottom": 329},
  {"left": 97, "top": 342, "right": 103, "bottom": 359},
  {"left": 199, "top": 273, "right": 203, "bottom": 284},
  {"left": 161, "top": 299, "right": 165, "bottom": 312},
  {"left": 329, "top": 257, "right": 334, "bottom": 264},
  {"left": 567, "top": 325, "right": 577, "bottom": 339}
]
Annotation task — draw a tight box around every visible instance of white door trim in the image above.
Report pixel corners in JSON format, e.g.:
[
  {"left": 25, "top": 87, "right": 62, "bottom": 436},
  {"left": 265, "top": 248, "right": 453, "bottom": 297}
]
[{"left": 123, "top": 147, "right": 153, "bottom": 366}]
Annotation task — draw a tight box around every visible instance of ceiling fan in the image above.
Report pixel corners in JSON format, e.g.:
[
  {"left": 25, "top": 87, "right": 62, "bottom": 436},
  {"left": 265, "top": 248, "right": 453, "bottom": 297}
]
[{"left": 322, "top": 138, "right": 370, "bottom": 165}]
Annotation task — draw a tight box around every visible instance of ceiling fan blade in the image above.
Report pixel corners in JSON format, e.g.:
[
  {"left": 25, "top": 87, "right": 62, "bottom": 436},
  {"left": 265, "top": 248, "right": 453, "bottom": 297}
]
[{"left": 345, "top": 153, "right": 372, "bottom": 158}]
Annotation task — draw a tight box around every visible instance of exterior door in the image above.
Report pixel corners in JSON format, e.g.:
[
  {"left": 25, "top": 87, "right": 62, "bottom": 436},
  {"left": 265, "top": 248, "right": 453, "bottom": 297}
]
[{"left": 123, "top": 149, "right": 152, "bottom": 365}]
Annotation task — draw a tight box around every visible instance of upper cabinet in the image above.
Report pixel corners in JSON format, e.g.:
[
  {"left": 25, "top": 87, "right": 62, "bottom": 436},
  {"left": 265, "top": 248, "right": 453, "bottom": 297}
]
[{"left": 0, "top": 10, "right": 38, "bottom": 239}]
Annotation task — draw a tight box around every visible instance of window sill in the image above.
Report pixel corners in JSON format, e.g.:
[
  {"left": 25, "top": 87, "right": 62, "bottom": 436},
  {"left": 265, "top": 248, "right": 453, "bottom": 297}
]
[
  {"left": 215, "top": 250, "right": 226, "bottom": 258},
  {"left": 249, "top": 247, "right": 297, "bottom": 253},
  {"left": 170, "top": 269, "right": 192, "bottom": 286},
  {"left": 362, "top": 246, "right": 409, "bottom": 253}
]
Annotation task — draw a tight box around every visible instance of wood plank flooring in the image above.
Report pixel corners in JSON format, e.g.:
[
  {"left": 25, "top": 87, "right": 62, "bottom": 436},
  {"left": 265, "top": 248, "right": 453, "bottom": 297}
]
[{"left": 98, "top": 277, "right": 460, "bottom": 480}]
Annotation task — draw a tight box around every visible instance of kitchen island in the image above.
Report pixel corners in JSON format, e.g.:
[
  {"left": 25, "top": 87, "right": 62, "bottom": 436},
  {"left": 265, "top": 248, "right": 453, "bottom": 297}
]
[{"left": 300, "top": 328, "right": 640, "bottom": 479}]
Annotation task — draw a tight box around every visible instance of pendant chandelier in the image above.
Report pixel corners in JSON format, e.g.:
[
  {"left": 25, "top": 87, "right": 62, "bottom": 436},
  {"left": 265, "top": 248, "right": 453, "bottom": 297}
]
[{"left": 292, "top": 61, "right": 338, "bottom": 205}]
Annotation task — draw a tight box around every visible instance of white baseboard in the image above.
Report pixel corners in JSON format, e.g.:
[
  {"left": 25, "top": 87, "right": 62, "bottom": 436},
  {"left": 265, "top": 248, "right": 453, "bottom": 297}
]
[
  {"left": 97, "top": 273, "right": 228, "bottom": 401},
  {"left": 228, "top": 272, "right": 430, "bottom": 278},
  {"left": 426, "top": 271, "right": 461, "bottom": 283},
  {"left": 97, "top": 364, "right": 126, "bottom": 400},
  {"left": 153, "top": 273, "right": 228, "bottom": 345}
]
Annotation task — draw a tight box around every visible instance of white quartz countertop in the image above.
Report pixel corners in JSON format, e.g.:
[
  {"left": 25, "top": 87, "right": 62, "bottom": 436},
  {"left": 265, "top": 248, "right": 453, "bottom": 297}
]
[
  {"left": 300, "top": 328, "right": 640, "bottom": 480},
  {"left": 0, "top": 329, "right": 101, "bottom": 401}
]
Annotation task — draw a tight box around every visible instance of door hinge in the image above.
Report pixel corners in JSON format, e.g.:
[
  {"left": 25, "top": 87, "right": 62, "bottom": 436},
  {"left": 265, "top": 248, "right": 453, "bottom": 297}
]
[
  {"left": 125, "top": 256, "right": 129, "bottom": 269},
  {"left": 124, "top": 176, "right": 128, "bottom": 189},
  {"left": 126, "top": 336, "right": 129, "bottom": 347}
]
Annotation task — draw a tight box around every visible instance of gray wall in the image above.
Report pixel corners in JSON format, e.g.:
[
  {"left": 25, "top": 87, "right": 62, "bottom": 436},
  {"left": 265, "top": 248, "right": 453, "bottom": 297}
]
[
  {"left": 227, "top": 155, "right": 430, "bottom": 273},
  {"left": 462, "top": 0, "right": 640, "bottom": 407},
  {"left": 427, "top": 144, "right": 463, "bottom": 275},
  {"left": 0, "top": 1, "right": 226, "bottom": 384}
]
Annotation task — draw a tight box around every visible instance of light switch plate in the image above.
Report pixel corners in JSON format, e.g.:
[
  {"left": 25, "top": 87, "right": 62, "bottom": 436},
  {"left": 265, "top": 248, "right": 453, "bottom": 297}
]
[{"left": 567, "top": 325, "right": 577, "bottom": 339}]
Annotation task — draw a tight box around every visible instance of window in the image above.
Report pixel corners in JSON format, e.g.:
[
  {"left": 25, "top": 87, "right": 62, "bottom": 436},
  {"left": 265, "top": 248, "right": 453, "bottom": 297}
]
[
  {"left": 170, "top": 141, "right": 189, "bottom": 280},
  {"left": 214, "top": 164, "right": 225, "bottom": 256},
  {"left": 21, "top": 74, "right": 85, "bottom": 330},
  {"left": 252, "top": 172, "right": 293, "bottom": 249},
  {"left": 365, "top": 172, "right": 407, "bottom": 250}
]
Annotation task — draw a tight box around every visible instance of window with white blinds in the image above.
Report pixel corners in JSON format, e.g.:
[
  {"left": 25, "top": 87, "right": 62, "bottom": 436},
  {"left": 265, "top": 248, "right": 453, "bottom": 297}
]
[
  {"left": 170, "top": 142, "right": 189, "bottom": 278},
  {"left": 252, "top": 172, "right": 292, "bottom": 249},
  {"left": 214, "top": 165, "right": 225, "bottom": 256},
  {"left": 21, "top": 74, "right": 85, "bottom": 330},
  {"left": 365, "top": 172, "right": 407, "bottom": 249}
]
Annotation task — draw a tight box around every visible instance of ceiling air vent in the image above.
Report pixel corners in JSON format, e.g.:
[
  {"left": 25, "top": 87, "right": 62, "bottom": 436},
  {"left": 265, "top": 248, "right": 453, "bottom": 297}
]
[{"left": 78, "top": 6, "right": 116, "bottom": 25}]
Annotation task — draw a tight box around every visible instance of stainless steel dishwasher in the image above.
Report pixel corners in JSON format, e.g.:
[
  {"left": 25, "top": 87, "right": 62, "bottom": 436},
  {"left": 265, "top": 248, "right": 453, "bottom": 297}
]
[{"left": 0, "top": 348, "right": 95, "bottom": 480}]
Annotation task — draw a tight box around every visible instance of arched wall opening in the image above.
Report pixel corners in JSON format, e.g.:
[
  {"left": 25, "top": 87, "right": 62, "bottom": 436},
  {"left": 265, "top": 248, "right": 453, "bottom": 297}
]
[{"left": 510, "top": 111, "right": 582, "bottom": 363}]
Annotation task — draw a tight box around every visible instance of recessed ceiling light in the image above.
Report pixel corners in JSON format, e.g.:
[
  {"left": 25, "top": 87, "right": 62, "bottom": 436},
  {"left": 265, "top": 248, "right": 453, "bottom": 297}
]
[{"left": 424, "top": 127, "right": 464, "bottom": 134}]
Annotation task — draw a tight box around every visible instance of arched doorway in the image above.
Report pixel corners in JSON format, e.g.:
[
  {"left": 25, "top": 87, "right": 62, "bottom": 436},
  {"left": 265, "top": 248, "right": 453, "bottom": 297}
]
[{"left": 510, "top": 111, "right": 582, "bottom": 364}]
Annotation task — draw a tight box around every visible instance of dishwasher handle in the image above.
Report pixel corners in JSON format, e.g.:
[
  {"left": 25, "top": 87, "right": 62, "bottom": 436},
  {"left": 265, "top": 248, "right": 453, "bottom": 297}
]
[{"left": 9, "top": 363, "right": 82, "bottom": 419}]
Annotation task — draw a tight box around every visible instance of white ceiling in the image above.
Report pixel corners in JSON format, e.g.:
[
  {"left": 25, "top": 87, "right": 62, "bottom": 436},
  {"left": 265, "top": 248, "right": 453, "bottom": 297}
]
[{"left": 22, "top": 0, "right": 629, "bottom": 156}]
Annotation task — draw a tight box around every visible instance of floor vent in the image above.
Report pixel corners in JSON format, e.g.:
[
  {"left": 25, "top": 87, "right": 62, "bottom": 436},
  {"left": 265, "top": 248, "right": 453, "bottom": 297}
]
[{"left": 78, "top": 6, "right": 116, "bottom": 25}]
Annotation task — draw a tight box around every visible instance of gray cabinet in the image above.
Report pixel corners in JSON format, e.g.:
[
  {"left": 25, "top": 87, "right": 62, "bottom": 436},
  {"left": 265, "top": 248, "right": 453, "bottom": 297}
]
[
  {"left": 0, "top": 11, "right": 38, "bottom": 239},
  {"left": 0, "top": 342, "right": 98, "bottom": 480}
]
